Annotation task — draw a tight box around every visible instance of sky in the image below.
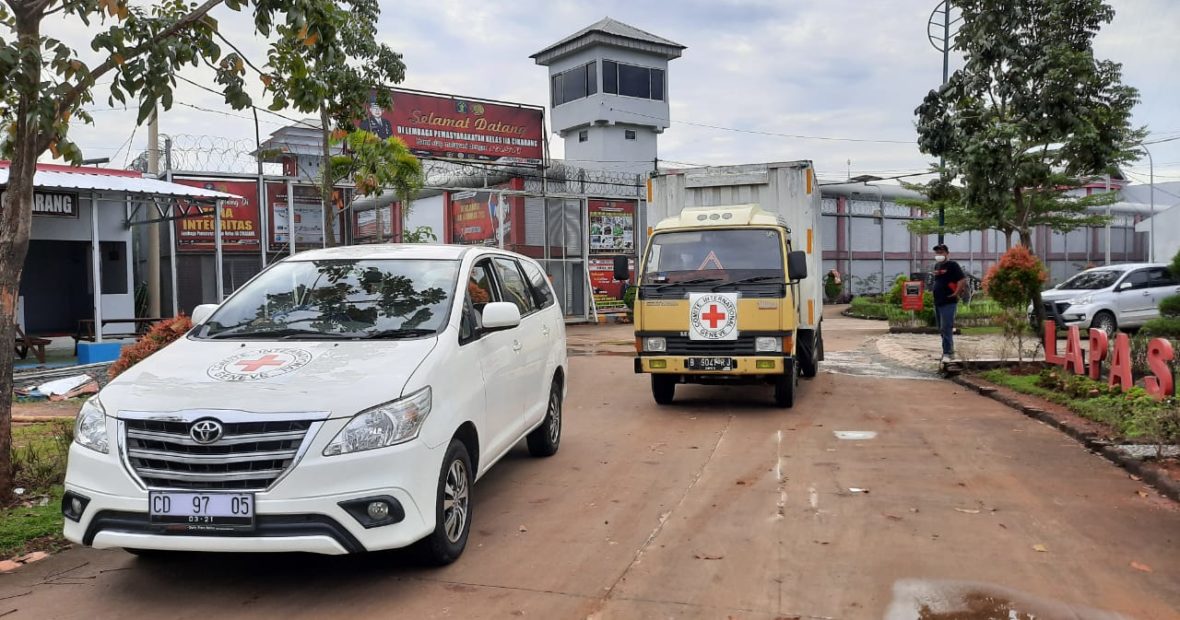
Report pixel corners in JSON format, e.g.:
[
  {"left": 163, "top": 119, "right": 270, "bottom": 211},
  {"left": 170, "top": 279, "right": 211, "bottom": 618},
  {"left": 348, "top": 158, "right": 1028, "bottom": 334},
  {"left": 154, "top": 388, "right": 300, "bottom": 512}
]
[{"left": 57, "top": 0, "right": 1180, "bottom": 190}]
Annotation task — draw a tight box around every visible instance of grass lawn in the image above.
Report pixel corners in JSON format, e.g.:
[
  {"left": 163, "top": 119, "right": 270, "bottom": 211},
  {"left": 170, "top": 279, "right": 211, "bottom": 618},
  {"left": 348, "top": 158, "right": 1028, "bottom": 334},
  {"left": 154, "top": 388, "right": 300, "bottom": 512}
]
[
  {"left": 980, "top": 369, "right": 1179, "bottom": 441},
  {"left": 2, "top": 420, "right": 72, "bottom": 559}
]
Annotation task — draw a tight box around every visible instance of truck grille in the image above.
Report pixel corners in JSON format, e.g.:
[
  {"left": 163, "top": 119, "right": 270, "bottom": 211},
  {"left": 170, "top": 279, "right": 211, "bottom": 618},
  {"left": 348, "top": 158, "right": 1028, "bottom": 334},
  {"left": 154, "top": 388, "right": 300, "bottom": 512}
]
[
  {"left": 123, "top": 418, "right": 314, "bottom": 491},
  {"left": 664, "top": 335, "right": 758, "bottom": 356}
]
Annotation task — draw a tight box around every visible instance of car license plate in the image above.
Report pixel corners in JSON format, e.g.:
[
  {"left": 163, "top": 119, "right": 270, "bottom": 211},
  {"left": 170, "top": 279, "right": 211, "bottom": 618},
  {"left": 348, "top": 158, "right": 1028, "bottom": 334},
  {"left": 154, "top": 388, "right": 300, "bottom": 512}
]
[
  {"left": 686, "top": 357, "right": 735, "bottom": 371},
  {"left": 149, "top": 492, "right": 255, "bottom": 528}
]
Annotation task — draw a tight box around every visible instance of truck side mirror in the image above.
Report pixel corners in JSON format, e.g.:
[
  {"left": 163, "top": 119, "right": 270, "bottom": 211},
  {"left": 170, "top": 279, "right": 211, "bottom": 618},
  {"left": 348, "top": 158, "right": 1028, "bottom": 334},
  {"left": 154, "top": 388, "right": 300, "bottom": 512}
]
[
  {"left": 787, "top": 251, "right": 808, "bottom": 281},
  {"left": 613, "top": 255, "right": 630, "bottom": 281}
]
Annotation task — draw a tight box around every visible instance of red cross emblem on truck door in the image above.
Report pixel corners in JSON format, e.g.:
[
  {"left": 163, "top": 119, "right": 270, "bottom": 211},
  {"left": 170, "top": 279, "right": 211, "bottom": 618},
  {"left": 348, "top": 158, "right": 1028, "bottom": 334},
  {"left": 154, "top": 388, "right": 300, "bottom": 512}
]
[
  {"left": 701, "top": 305, "right": 727, "bottom": 329},
  {"left": 234, "top": 354, "right": 286, "bottom": 373}
]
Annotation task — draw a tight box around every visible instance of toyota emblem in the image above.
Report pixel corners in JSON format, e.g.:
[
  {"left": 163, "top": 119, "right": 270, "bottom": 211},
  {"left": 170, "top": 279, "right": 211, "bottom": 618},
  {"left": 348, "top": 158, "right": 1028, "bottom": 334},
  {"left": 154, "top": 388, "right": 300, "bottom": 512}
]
[{"left": 190, "top": 419, "right": 224, "bottom": 444}]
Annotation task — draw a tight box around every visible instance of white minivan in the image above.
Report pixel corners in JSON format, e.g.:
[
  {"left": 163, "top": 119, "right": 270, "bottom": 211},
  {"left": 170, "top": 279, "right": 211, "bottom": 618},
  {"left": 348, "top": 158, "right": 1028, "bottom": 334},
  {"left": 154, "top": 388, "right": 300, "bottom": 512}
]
[
  {"left": 63, "top": 244, "right": 568, "bottom": 564},
  {"left": 1036, "top": 262, "right": 1179, "bottom": 334}
]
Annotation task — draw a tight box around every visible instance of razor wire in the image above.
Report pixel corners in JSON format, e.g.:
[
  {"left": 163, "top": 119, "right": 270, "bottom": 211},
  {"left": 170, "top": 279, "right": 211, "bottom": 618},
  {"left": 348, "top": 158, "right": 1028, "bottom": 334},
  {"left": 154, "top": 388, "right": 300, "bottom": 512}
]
[{"left": 128, "top": 134, "right": 283, "bottom": 175}]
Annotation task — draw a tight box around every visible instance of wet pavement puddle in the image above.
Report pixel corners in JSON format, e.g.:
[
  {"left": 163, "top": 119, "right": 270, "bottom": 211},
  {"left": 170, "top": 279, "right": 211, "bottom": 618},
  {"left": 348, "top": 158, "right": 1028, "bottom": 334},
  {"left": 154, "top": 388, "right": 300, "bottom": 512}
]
[
  {"left": 820, "top": 350, "right": 936, "bottom": 381},
  {"left": 885, "top": 579, "right": 1129, "bottom": 620}
]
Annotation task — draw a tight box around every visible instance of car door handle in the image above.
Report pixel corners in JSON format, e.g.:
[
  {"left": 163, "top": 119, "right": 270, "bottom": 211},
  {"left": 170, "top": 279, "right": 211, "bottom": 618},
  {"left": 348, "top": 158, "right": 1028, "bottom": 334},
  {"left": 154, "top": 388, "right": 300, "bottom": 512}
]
[
  {"left": 542, "top": 325, "right": 551, "bottom": 337},
  {"left": 513, "top": 340, "right": 523, "bottom": 352},
  {"left": 1143, "top": 291, "right": 1151, "bottom": 296}
]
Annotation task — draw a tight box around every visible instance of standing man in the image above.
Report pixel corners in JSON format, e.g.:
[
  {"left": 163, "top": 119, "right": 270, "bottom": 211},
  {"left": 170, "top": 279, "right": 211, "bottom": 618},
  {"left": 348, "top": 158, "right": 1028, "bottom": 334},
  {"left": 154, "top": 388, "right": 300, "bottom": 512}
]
[{"left": 932, "top": 243, "right": 968, "bottom": 363}]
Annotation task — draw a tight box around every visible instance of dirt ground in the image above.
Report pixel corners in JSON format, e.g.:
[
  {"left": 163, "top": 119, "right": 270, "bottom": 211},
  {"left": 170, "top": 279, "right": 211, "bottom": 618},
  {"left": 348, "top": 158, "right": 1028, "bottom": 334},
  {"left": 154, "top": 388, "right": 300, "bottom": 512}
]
[{"left": 1, "top": 310, "right": 1177, "bottom": 619}]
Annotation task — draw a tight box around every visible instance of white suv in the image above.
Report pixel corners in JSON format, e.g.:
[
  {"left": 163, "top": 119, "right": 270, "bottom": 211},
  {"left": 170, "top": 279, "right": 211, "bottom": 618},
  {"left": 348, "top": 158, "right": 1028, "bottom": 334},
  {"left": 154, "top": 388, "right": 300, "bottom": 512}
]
[
  {"left": 63, "top": 244, "right": 567, "bottom": 565},
  {"left": 1036, "top": 263, "right": 1179, "bottom": 335}
]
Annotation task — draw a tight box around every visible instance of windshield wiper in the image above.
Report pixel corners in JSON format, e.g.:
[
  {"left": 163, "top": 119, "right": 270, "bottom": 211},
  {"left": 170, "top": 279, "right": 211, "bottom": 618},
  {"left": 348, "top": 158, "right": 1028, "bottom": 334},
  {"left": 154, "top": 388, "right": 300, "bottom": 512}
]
[
  {"left": 206, "top": 327, "right": 321, "bottom": 340},
  {"left": 354, "top": 328, "right": 437, "bottom": 340},
  {"left": 711, "top": 275, "right": 785, "bottom": 290},
  {"left": 648, "top": 277, "right": 723, "bottom": 291}
]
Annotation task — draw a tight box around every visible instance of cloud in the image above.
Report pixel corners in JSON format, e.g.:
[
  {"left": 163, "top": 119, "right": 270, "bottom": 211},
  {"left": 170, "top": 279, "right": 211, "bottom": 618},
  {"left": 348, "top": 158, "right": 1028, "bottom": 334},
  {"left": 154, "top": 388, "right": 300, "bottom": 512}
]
[{"left": 51, "top": 0, "right": 1178, "bottom": 183}]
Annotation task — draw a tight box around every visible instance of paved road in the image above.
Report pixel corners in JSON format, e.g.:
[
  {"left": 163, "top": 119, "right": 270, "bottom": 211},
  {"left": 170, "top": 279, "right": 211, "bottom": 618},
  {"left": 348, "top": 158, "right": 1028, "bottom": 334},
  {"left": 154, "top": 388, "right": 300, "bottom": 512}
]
[{"left": 2, "top": 319, "right": 1178, "bottom": 619}]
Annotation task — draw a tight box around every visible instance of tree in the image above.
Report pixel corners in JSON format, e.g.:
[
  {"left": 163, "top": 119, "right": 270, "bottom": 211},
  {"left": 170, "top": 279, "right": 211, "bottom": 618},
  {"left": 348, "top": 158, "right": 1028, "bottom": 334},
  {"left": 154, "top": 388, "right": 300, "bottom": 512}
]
[
  {"left": 263, "top": 5, "right": 406, "bottom": 247},
  {"left": 0, "top": 0, "right": 406, "bottom": 502},
  {"left": 326, "top": 129, "right": 423, "bottom": 242},
  {"left": 915, "top": 0, "right": 1144, "bottom": 330}
]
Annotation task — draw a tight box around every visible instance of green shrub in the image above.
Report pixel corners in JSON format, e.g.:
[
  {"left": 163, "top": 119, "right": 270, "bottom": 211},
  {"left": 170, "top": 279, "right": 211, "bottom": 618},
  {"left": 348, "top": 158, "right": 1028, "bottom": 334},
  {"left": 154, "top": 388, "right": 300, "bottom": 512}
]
[
  {"left": 1141, "top": 317, "right": 1180, "bottom": 339},
  {"left": 1159, "top": 295, "right": 1180, "bottom": 319},
  {"left": 623, "top": 285, "right": 637, "bottom": 310},
  {"left": 983, "top": 246, "right": 1048, "bottom": 309},
  {"left": 824, "top": 272, "right": 844, "bottom": 302},
  {"left": 849, "top": 296, "right": 891, "bottom": 319}
]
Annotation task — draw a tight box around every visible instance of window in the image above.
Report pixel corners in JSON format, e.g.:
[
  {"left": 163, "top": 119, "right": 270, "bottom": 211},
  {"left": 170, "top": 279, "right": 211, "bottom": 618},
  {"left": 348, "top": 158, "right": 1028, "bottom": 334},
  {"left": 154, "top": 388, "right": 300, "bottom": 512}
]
[
  {"left": 459, "top": 295, "right": 477, "bottom": 342},
  {"left": 520, "top": 260, "right": 556, "bottom": 309},
  {"left": 468, "top": 260, "right": 499, "bottom": 314},
  {"left": 624, "top": 130, "right": 636, "bottom": 141},
  {"left": 601, "top": 60, "right": 664, "bottom": 101},
  {"left": 1147, "top": 268, "right": 1177, "bottom": 287},
  {"left": 618, "top": 63, "right": 651, "bottom": 99},
  {"left": 603, "top": 60, "right": 618, "bottom": 94},
  {"left": 650, "top": 68, "right": 665, "bottom": 101},
  {"left": 552, "top": 61, "right": 597, "bottom": 107},
  {"left": 1122, "top": 270, "right": 1150, "bottom": 290},
  {"left": 100, "top": 241, "right": 127, "bottom": 295},
  {"left": 494, "top": 258, "right": 537, "bottom": 315},
  {"left": 578, "top": 130, "right": 588, "bottom": 143},
  {"left": 551, "top": 74, "right": 563, "bottom": 107},
  {"left": 562, "top": 63, "right": 588, "bottom": 103}
]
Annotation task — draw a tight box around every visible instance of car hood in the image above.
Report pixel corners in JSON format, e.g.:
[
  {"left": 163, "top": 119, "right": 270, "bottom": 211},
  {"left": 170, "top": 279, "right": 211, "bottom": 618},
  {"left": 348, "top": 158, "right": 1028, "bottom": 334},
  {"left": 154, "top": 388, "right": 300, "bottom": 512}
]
[
  {"left": 1041, "top": 288, "right": 1105, "bottom": 303},
  {"left": 98, "top": 336, "right": 438, "bottom": 419}
]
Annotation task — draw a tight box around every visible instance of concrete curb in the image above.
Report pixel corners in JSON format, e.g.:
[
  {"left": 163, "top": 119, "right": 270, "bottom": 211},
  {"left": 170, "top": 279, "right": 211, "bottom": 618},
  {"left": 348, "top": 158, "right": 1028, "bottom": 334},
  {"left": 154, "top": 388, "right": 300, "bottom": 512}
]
[{"left": 951, "top": 375, "right": 1180, "bottom": 502}]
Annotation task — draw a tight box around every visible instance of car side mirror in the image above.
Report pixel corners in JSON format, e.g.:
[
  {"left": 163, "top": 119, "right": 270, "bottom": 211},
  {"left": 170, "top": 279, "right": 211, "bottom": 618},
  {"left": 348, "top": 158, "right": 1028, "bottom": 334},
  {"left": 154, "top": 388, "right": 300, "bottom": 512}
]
[
  {"left": 481, "top": 302, "right": 522, "bottom": 331},
  {"left": 787, "top": 250, "right": 808, "bottom": 281},
  {"left": 613, "top": 255, "right": 630, "bottom": 281},
  {"left": 191, "top": 304, "right": 219, "bottom": 324},
  {"left": 1116, "top": 282, "right": 1132, "bottom": 292}
]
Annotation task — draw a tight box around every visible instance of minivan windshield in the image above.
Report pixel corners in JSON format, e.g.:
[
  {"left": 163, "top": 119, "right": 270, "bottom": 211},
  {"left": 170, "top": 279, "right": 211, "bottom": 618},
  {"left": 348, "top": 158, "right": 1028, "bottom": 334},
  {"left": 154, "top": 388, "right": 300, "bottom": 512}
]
[
  {"left": 1057, "top": 269, "right": 1124, "bottom": 291},
  {"left": 196, "top": 259, "right": 459, "bottom": 340},
  {"left": 641, "top": 228, "right": 784, "bottom": 285}
]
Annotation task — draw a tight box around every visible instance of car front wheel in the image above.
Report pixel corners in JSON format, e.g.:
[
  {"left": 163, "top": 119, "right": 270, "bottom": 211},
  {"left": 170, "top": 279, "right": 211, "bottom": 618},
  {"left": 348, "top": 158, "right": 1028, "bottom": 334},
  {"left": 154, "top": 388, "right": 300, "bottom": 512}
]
[
  {"left": 415, "top": 439, "right": 472, "bottom": 566},
  {"left": 1092, "top": 311, "right": 1117, "bottom": 337}
]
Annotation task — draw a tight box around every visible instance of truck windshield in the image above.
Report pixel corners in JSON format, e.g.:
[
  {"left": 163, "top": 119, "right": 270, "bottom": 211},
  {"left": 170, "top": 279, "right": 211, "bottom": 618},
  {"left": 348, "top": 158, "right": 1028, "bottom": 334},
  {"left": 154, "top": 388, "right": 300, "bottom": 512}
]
[
  {"left": 641, "top": 228, "right": 784, "bottom": 285},
  {"left": 196, "top": 259, "right": 459, "bottom": 340}
]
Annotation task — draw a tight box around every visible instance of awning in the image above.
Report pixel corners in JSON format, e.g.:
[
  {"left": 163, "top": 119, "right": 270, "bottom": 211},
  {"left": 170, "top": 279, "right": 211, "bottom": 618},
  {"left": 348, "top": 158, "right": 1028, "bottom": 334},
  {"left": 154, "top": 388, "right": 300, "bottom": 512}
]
[{"left": 0, "top": 162, "right": 241, "bottom": 201}]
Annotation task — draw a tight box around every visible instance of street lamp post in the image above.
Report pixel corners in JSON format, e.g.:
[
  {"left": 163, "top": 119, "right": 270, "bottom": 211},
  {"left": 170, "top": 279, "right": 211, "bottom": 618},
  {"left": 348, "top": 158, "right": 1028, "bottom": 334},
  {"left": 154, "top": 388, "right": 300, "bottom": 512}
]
[{"left": 928, "top": 1, "right": 962, "bottom": 245}]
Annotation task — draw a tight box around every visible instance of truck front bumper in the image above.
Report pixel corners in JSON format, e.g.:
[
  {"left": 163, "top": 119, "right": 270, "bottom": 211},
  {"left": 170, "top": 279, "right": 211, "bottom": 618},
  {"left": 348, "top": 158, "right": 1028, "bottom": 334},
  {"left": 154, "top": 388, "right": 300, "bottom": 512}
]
[{"left": 634, "top": 356, "right": 790, "bottom": 375}]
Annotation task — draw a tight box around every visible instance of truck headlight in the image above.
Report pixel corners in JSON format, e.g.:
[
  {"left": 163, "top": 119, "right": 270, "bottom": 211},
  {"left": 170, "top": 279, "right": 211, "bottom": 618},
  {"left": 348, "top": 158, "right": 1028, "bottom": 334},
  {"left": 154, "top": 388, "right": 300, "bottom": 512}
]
[
  {"left": 643, "top": 337, "right": 667, "bottom": 353},
  {"left": 323, "top": 388, "right": 432, "bottom": 456},
  {"left": 74, "top": 396, "right": 109, "bottom": 454},
  {"left": 755, "top": 337, "right": 782, "bottom": 353}
]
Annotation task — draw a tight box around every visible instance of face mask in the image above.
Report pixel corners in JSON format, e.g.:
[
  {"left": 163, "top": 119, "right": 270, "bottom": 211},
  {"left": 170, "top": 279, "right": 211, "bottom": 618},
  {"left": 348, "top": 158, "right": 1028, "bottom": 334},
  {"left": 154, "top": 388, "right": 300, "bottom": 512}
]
[{"left": 934, "top": 255, "right": 947, "bottom": 263}]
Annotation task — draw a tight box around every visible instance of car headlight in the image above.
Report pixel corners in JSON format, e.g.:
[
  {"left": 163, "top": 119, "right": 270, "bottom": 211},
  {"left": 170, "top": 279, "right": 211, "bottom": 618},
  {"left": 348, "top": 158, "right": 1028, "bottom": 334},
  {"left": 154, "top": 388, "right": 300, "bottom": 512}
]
[
  {"left": 755, "top": 337, "right": 783, "bottom": 353},
  {"left": 643, "top": 337, "right": 666, "bottom": 353},
  {"left": 1069, "top": 295, "right": 1094, "bottom": 305},
  {"left": 323, "top": 387, "right": 432, "bottom": 456},
  {"left": 74, "top": 396, "right": 109, "bottom": 454}
]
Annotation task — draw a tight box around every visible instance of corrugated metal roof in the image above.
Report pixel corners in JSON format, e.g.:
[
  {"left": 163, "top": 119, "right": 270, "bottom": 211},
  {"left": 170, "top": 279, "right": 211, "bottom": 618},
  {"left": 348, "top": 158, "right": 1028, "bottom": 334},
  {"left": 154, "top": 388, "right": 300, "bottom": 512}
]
[
  {"left": 531, "top": 17, "right": 685, "bottom": 63},
  {"left": 0, "top": 163, "right": 241, "bottom": 200}
]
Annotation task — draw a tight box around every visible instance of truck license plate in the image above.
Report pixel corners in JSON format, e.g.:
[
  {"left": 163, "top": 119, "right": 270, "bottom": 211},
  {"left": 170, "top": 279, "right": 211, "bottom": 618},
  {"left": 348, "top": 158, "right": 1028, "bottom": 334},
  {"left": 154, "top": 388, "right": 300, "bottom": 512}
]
[
  {"left": 686, "top": 357, "right": 735, "bottom": 371},
  {"left": 149, "top": 492, "right": 255, "bottom": 528}
]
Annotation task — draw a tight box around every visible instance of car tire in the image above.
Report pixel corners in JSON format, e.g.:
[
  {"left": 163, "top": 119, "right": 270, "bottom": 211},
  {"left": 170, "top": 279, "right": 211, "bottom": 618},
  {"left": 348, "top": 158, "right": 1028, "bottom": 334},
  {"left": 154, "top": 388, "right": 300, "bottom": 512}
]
[
  {"left": 1093, "top": 311, "right": 1117, "bottom": 337},
  {"left": 526, "top": 380, "right": 562, "bottom": 457},
  {"left": 415, "top": 439, "right": 473, "bottom": 566},
  {"left": 774, "top": 359, "right": 797, "bottom": 408},
  {"left": 652, "top": 375, "right": 676, "bottom": 405}
]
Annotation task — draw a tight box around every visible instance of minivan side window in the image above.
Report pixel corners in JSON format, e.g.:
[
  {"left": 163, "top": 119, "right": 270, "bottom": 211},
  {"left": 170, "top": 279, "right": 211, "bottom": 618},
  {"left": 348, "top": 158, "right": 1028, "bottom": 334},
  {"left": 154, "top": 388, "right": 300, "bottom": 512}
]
[
  {"left": 1147, "top": 268, "right": 1176, "bottom": 287},
  {"left": 520, "top": 260, "right": 556, "bottom": 309},
  {"left": 493, "top": 257, "right": 538, "bottom": 316},
  {"left": 1122, "top": 270, "right": 1150, "bottom": 290},
  {"left": 468, "top": 261, "right": 500, "bottom": 314}
]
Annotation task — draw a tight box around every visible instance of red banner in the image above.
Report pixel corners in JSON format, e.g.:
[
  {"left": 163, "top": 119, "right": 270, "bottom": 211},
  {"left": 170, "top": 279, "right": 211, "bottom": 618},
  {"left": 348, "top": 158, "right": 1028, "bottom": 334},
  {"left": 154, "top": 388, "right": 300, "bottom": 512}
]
[
  {"left": 359, "top": 90, "right": 543, "bottom": 164},
  {"left": 172, "top": 178, "right": 260, "bottom": 252}
]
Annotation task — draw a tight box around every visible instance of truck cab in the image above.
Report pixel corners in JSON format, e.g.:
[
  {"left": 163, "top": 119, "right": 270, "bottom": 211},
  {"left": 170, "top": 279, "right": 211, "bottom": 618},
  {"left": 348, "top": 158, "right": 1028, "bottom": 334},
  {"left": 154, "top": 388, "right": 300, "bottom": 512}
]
[{"left": 631, "top": 204, "right": 814, "bottom": 407}]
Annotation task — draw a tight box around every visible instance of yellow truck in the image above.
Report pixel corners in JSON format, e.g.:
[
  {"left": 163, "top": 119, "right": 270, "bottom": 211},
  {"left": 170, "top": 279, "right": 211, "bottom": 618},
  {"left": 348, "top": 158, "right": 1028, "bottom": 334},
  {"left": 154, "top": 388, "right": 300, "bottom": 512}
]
[{"left": 624, "top": 162, "right": 823, "bottom": 407}]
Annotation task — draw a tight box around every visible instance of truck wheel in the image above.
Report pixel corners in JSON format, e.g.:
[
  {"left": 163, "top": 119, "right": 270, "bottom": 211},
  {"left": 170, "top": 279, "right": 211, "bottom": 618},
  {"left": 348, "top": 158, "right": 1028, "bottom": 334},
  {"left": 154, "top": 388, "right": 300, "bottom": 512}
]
[
  {"left": 414, "top": 439, "right": 472, "bottom": 566},
  {"left": 798, "top": 330, "right": 819, "bottom": 379},
  {"left": 774, "top": 360, "right": 797, "bottom": 408},
  {"left": 652, "top": 375, "right": 676, "bottom": 405},
  {"left": 526, "top": 379, "right": 562, "bottom": 457}
]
